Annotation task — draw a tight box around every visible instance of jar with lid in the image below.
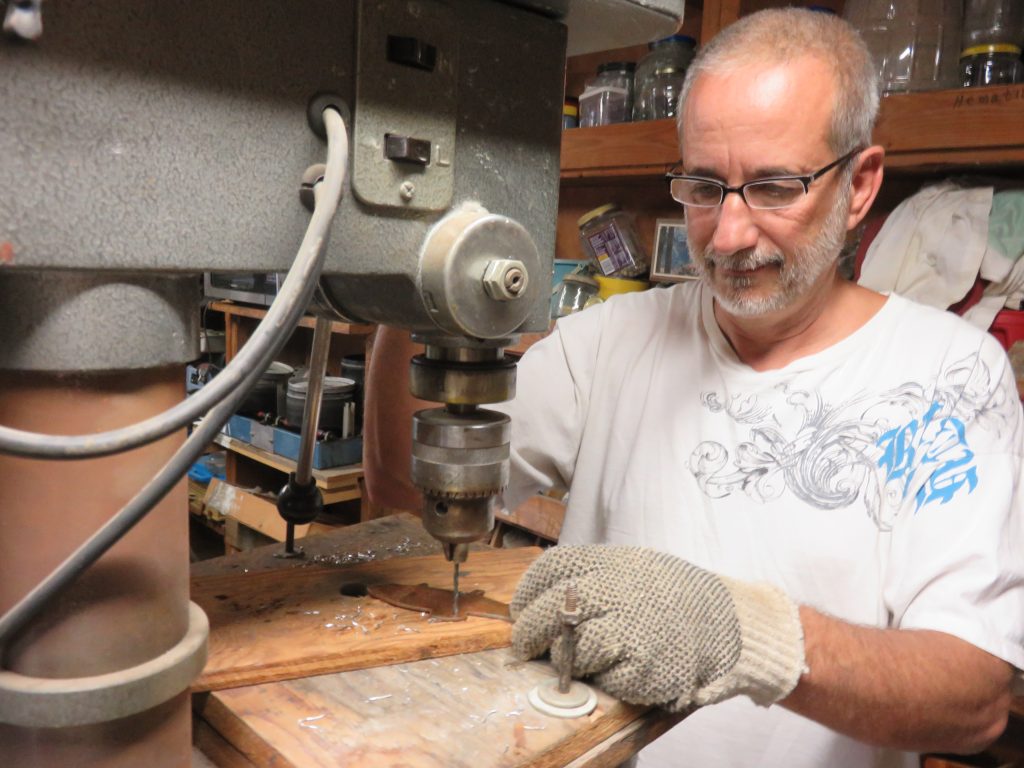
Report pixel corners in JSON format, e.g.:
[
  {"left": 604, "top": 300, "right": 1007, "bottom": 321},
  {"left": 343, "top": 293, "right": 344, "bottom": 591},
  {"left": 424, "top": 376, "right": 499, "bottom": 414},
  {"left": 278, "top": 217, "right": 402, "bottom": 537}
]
[
  {"left": 960, "top": 44, "right": 1023, "bottom": 86},
  {"left": 555, "top": 273, "right": 601, "bottom": 317},
  {"left": 632, "top": 35, "right": 696, "bottom": 121},
  {"left": 960, "top": 0, "right": 1024, "bottom": 87},
  {"left": 577, "top": 204, "right": 649, "bottom": 278},
  {"left": 843, "top": 0, "right": 963, "bottom": 93},
  {"left": 578, "top": 62, "right": 635, "bottom": 127},
  {"left": 562, "top": 97, "right": 579, "bottom": 129}
]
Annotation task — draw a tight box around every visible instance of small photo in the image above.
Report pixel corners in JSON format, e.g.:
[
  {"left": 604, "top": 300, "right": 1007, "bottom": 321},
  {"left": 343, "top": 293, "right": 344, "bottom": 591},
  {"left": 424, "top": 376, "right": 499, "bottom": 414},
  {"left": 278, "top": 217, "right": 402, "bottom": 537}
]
[{"left": 652, "top": 219, "right": 698, "bottom": 282}]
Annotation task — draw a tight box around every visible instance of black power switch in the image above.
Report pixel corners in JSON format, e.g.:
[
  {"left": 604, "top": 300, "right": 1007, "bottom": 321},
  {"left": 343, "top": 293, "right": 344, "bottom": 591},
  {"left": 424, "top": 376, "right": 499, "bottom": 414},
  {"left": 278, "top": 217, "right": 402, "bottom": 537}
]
[
  {"left": 386, "top": 35, "right": 437, "bottom": 72},
  {"left": 384, "top": 134, "right": 432, "bottom": 166}
]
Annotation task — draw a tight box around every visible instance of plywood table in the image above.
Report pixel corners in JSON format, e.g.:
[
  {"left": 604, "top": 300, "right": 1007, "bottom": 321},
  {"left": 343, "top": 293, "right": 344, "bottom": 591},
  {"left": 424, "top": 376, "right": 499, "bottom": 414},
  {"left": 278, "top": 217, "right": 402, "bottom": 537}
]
[{"left": 190, "top": 514, "right": 681, "bottom": 767}]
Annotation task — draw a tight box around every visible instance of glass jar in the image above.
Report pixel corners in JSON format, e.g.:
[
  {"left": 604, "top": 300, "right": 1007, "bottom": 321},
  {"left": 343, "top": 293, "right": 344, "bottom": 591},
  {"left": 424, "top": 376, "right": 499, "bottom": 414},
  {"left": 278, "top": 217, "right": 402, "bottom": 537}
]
[
  {"left": 577, "top": 204, "right": 649, "bottom": 278},
  {"left": 562, "top": 98, "right": 579, "bottom": 129},
  {"left": 632, "top": 35, "right": 696, "bottom": 121},
  {"left": 578, "top": 62, "right": 635, "bottom": 127},
  {"left": 960, "top": 44, "right": 1023, "bottom": 86},
  {"left": 962, "top": 0, "right": 1024, "bottom": 48},
  {"left": 843, "top": 0, "right": 963, "bottom": 93},
  {"left": 555, "top": 274, "right": 601, "bottom": 317}
]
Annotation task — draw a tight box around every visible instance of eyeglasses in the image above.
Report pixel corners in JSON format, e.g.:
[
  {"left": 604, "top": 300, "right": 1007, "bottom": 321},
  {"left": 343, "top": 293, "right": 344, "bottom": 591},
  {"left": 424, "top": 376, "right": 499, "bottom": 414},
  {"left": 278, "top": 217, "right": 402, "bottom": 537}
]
[{"left": 665, "top": 147, "right": 863, "bottom": 210}]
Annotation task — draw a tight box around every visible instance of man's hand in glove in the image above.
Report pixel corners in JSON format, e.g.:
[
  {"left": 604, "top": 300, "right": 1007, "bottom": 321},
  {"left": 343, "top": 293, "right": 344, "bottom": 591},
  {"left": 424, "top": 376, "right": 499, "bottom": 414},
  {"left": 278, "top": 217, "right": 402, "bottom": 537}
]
[{"left": 510, "top": 545, "right": 806, "bottom": 712}]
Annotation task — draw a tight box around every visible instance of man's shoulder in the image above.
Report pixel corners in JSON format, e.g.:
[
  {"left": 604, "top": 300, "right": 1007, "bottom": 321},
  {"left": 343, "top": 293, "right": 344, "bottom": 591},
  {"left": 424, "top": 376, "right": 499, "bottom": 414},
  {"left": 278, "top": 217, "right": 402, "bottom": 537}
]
[{"left": 880, "top": 294, "right": 1004, "bottom": 356}]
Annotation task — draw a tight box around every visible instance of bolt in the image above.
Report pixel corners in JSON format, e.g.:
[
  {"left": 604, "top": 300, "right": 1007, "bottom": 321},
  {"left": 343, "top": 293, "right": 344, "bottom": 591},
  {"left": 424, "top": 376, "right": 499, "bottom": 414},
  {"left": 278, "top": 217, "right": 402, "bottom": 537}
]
[
  {"left": 399, "top": 181, "right": 416, "bottom": 201},
  {"left": 503, "top": 268, "right": 525, "bottom": 296},
  {"left": 558, "top": 584, "right": 581, "bottom": 694},
  {"left": 482, "top": 259, "right": 529, "bottom": 301}
]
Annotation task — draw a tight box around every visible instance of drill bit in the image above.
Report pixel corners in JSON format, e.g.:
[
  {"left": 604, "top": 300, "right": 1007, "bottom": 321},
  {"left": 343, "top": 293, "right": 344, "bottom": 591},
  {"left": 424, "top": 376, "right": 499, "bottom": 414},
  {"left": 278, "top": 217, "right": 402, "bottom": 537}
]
[{"left": 452, "top": 562, "right": 460, "bottom": 617}]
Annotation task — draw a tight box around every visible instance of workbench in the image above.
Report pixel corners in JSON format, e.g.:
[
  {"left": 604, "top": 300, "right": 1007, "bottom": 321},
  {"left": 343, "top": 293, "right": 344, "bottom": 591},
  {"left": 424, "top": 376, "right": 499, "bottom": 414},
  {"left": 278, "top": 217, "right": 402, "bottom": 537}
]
[{"left": 190, "top": 513, "right": 680, "bottom": 767}]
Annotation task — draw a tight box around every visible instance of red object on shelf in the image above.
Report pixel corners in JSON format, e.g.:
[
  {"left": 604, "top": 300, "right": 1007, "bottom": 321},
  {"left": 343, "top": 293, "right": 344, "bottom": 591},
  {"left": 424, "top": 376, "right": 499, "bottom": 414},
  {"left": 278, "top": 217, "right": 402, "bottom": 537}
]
[{"left": 989, "top": 309, "right": 1024, "bottom": 352}]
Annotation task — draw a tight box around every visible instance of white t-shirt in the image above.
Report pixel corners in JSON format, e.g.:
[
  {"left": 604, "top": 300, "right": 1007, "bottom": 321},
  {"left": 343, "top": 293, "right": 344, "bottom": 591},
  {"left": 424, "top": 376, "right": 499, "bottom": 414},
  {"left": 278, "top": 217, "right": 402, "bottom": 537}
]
[{"left": 499, "top": 281, "right": 1024, "bottom": 768}]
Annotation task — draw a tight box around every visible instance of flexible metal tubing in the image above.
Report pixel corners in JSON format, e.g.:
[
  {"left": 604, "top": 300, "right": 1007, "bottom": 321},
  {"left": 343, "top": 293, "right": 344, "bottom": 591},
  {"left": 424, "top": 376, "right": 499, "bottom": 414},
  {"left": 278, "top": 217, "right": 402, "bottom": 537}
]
[
  {"left": 0, "top": 111, "right": 346, "bottom": 461},
  {"left": 0, "top": 108, "right": 348, "bottom": 648}
]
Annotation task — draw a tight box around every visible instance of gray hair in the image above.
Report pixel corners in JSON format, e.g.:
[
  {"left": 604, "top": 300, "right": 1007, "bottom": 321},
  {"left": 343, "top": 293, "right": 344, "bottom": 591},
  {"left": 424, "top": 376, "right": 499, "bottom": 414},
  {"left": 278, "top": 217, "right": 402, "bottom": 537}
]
[{"left": 677, "top": 9, "right": 879, "bottom": 159}]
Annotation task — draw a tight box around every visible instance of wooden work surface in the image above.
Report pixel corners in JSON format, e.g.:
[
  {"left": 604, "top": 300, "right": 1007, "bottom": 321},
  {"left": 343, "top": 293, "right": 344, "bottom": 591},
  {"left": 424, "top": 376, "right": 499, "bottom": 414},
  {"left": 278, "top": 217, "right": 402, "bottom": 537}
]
[
  {"left": 192, "top": 544, "right": 539, "bottom": 692},
  {"left": 190, "top": 514, "right": 679, "bottom": 767},
  {"left": 195, "top": 648, "right": 682, "bottom": 768}
]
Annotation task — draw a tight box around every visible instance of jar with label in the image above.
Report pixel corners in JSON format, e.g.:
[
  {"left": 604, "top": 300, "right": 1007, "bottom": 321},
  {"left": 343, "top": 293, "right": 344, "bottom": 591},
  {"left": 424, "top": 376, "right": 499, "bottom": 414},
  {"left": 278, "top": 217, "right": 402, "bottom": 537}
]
[
  {"left": 555, "top": 273, "right": 601, "bottom": 317},
  {"left": 577, "top": 204, "right": 649, "bottom": 278},
  {"left": 578, "top": 62, "right": 635, "bottom": 127},
  {"left": 632, "top": 35, "right": 696, "bottom": 121}
]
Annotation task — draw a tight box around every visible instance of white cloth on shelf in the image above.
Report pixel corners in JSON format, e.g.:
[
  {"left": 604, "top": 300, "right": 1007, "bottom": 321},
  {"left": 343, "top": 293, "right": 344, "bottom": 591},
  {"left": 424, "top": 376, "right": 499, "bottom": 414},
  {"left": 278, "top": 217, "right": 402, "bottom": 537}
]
[
  {"left": 962, "top": 190, "right": 1024, "bottom": 330},
  {"left": 858, "top": 181, "right": 993, "bottom": 309}
]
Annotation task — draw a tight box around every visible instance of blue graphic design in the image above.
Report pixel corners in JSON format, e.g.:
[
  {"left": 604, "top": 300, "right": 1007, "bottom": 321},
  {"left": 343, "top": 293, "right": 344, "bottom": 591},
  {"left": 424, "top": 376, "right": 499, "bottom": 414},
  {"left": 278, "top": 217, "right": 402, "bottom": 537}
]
[
  {"left": 690, "top": 352, "right": 1009, "bottom": 529},
  {"left": 876, "top": 401, "right": 978, "bottom": 512}
]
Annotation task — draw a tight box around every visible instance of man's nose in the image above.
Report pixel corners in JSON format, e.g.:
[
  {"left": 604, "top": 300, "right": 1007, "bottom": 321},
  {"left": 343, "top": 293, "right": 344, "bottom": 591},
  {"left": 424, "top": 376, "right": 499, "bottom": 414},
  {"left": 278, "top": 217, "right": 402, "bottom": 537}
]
[{"left": 710, "top": 191, "right": 760, "bottom": 256}]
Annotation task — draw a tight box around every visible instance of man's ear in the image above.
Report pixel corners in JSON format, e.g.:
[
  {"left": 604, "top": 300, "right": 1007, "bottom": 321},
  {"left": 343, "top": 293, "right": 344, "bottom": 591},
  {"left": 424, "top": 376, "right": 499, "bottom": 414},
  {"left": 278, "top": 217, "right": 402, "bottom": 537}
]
[{"left": 846, "top": 145, "right": 885, "bottom": 231}]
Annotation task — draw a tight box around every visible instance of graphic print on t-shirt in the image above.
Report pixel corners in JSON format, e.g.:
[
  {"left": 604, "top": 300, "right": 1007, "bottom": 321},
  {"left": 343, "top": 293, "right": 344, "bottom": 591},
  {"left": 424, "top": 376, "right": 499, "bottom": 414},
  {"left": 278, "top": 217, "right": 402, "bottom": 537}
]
[{"left": 688, "top": 352, "right": 1012, "bottom": 530}]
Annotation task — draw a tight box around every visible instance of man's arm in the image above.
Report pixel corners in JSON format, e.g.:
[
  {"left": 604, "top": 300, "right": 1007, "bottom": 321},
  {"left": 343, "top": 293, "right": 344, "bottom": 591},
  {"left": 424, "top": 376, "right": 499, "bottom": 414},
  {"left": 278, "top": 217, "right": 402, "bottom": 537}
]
[{"left": 784, "top": 606, "right": 1014, "bottom": 755}]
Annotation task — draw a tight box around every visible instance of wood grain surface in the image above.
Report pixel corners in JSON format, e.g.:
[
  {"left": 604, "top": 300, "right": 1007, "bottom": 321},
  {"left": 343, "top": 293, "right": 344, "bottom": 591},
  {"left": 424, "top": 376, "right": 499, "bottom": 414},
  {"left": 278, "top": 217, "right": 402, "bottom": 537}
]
[
  {"left": 191, "top": 547, "right": 541, "bottom": 691},
  {"left": 197, "top": 648, "right": 682, "bottom": 768}
]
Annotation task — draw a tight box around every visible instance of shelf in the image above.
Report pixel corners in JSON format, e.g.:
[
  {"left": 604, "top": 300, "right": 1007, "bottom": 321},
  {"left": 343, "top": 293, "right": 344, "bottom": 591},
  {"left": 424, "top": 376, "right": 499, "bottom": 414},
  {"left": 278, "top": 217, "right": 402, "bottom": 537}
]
[
  {"left": 214, "top": 434, "right": 363, "bottom": 505},
  {"left": 560, "top": 84, "right": 1024, "bottom": 181},
  {"left": 208, "top": 300, "right": 376, "bottom": 336}
]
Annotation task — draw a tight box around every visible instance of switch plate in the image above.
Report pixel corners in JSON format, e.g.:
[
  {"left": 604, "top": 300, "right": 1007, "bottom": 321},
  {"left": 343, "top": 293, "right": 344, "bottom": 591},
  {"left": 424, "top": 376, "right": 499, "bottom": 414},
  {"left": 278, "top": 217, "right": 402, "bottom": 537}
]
[{"left": 354, "top": 0, "right": 456, "bottom": 211}]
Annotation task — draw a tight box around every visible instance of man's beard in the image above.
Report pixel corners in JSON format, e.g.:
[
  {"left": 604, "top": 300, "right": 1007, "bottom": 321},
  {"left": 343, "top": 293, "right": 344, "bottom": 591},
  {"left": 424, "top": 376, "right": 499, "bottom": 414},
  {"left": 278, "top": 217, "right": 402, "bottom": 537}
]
[{"left": 690, "top": 189, "right": 851, "bottom": 317}]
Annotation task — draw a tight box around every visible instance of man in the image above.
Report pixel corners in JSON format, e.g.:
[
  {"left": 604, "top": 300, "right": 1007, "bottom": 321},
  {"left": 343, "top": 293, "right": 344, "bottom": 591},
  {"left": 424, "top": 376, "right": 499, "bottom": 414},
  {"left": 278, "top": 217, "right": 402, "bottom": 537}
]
[{"left": 502, "top": 8, "right": 1023, "bottom": 768}]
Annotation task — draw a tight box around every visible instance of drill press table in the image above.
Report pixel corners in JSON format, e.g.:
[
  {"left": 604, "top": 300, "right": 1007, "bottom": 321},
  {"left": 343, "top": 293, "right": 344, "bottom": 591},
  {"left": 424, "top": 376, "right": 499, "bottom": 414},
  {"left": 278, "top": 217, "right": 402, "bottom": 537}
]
[{"left": 190, "top": 513, "right": 681, "bottom": 767}]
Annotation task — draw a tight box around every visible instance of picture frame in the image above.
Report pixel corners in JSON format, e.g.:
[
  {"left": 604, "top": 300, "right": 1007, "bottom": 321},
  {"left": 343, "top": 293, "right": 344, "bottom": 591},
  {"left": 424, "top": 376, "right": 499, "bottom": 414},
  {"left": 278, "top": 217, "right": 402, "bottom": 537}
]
[{"left": 651, "top": 218, "right": 698, "bottom": 282}]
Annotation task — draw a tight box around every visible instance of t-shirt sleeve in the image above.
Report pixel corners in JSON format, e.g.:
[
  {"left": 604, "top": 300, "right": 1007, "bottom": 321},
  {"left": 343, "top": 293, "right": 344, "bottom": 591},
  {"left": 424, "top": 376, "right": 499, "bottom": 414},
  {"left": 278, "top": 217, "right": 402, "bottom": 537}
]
[
  {"left": 883, "top": 335, "right": 1024, "bottom": 672},
  {"left": 495, "top": 310, "right": 601, "bottom": 514}
]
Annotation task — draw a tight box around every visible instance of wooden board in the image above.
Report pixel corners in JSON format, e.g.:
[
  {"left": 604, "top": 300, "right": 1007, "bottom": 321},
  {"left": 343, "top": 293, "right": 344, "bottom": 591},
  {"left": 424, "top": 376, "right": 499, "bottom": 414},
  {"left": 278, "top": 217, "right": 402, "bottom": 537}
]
[
  {"left": 196, "top": 648, "right": 684, "bottom": 768},
  {"left": 191, "top": 547, "right": 541, "bottom": 692}
]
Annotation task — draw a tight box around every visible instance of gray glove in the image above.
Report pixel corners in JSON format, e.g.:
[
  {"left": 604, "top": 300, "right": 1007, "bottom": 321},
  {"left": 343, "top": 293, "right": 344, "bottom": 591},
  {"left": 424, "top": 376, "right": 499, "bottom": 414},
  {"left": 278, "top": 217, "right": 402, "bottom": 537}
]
[{"left": 510, "top": 545, "right": 805, "bottom": 712}]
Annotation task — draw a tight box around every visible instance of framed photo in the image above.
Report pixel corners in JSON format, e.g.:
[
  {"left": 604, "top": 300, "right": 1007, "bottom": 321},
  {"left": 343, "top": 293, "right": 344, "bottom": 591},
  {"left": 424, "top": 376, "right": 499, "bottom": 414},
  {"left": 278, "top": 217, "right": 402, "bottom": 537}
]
[{"left": 651, "top": 218, "right": 698, "bottom": 282}]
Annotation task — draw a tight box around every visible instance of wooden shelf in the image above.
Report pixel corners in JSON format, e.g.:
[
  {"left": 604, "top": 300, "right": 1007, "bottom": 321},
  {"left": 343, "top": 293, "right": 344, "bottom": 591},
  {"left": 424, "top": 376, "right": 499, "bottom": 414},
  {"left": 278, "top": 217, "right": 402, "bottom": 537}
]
[
  {"left": 560, "top": 85, "right": 1024, "bottom": 181},
  {"left": 214, "top": 434, "right": 362, "bottom": 505},
  {"left": 208, "top": 300, "right": 375, "bottom": 336}
]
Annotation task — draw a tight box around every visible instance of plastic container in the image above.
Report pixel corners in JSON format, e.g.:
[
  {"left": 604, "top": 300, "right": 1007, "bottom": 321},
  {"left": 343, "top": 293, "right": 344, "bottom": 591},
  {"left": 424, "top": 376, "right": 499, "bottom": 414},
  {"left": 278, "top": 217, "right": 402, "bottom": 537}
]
[
  {"left": 843, "top": 0, "right": 963, "bottom": 93},
  {"left": 562, "top": 98, "right": 579, "bottom": 129},
  {"left": 962, "top": 0, "right": 1024, "bottom": 48},
  {"left": 960, "top": 44, "right": 1023, "bottom": 86},
  {"left": 594, "top": 275, "right": 649, "bottom": 301},
  {"left": 555, "top": 274, "right": 601, "bottom": 317},
  {"left": 577, "top": 204, "right": 649, "bottom": 278},
  {"left": 632, "top": 35, "right": 696, "bottom": 121},
  {"left": 578, "top": 62, "right": 635, "bottom": 127}
]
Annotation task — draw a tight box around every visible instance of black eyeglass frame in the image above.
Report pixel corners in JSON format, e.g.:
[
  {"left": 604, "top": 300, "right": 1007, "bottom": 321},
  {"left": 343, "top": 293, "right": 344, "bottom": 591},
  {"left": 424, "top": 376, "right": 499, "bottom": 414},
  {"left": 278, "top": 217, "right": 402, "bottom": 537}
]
[{"left": 665, "top": 147, "right": 864, "bottom": 209}]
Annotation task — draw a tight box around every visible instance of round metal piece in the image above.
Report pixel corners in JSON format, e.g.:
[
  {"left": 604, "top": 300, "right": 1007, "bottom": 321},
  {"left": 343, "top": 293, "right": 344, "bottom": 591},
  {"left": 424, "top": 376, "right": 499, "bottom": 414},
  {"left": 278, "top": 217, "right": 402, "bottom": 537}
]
[
  {"left": 409, "top": 354, "right": 516, "bottom": 405},
  {"left": 528, "top": 679, "right": 598, "bottom": 719},
  {"left": 482, "top": 259, "right": 529, "bottom": 301},
  {"left": 0, "top": 602, "right": 209, "bottom": 728},
  {"left": 413, "top": 408, "right": 510, "bottom": 450},
  {"left": 418, "top": 205, "right": 543, "bottom": 338},
  {"left": 0, "top": 271, "right": 199, "bottom": 372},
  {"left": 421, "top": 495, "right": 497, "bottom": 546}
]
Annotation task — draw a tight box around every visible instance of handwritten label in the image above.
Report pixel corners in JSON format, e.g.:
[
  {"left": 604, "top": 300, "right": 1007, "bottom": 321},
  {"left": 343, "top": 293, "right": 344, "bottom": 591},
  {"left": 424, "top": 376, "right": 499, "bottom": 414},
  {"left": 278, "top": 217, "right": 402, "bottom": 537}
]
[{"left": 952, "top": 86, "right": 1024, "bottom": 109}]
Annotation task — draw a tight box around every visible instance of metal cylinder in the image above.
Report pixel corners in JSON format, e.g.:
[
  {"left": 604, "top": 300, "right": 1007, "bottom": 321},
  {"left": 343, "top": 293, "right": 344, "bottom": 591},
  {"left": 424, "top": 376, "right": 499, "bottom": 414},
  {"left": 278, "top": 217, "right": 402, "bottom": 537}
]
[
  {"left": 0, "top": 368, "right": 193, "bottom": 766},
  {"left": 411, "top": 408, "right": 510, "bottom": 550},
  {"left": 0, "top": 271, "right": 198, "bottom": 766}
]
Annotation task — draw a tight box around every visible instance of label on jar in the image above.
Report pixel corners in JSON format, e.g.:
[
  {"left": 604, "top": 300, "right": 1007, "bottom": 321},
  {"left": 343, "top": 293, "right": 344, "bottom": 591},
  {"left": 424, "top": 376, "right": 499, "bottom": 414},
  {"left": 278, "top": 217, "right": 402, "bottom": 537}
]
[{"left": 587, "top": 223, "right": 632, "bottom": 275}]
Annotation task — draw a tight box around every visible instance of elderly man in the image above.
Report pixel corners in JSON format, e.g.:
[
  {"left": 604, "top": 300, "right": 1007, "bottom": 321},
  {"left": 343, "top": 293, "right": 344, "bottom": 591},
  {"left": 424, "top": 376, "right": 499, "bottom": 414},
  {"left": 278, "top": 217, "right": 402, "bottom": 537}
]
[{"left": 504, "top": 8, "right": 1023, "bottom": 768}]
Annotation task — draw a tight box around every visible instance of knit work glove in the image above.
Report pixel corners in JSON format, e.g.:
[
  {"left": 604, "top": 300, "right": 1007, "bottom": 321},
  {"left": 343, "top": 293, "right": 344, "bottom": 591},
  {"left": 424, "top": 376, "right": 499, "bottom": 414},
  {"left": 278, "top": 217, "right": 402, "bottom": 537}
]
[{"left": 510, "top": 545, "right": 805, "bottom": 712}]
